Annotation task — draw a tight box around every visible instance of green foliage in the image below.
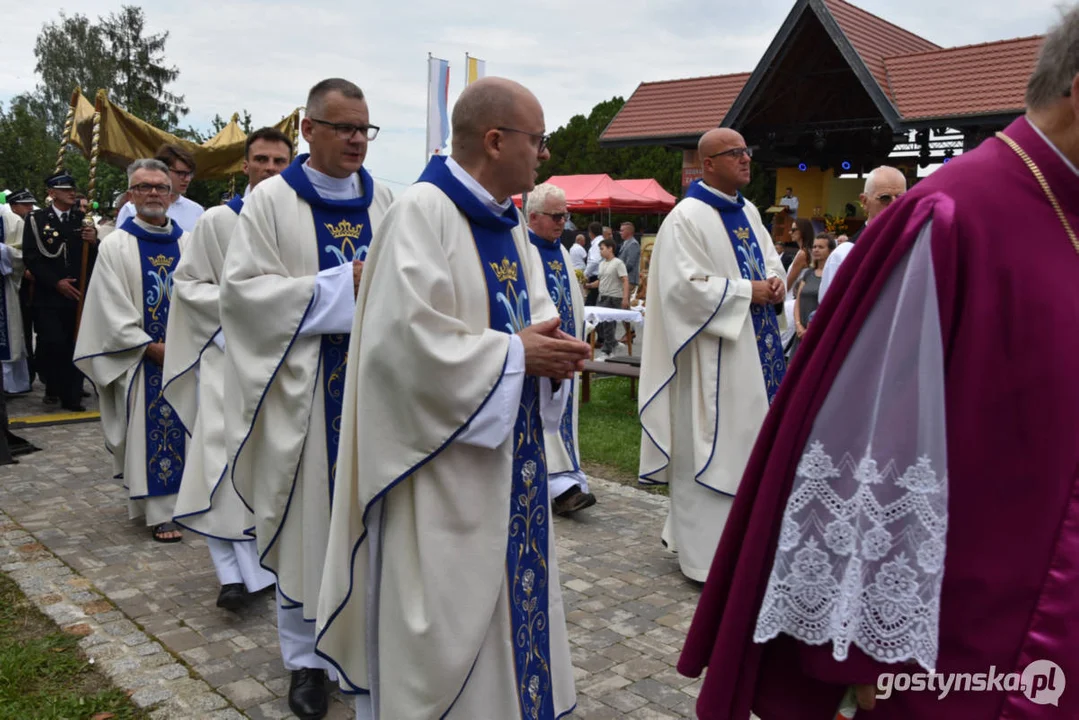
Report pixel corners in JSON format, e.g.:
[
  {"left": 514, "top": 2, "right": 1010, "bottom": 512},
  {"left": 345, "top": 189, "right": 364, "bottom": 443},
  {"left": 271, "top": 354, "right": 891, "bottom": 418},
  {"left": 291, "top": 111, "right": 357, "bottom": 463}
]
[
  {"left": 542, "top": 97, "right": 682, "bottom": 198},
  {"left": 3, "top": 5, "right": 190, "bottom": 206},
  {"left": 100, "top": 6, "right": 187, "bottom": 130},
  {"left": 0, "top": 95, "right": 59, "bottom": 200},
  {"left": 578, "top": 376, "right": 642, "bottom": 479},
  {"left": 31, "top": 12, "right": 115, "bottom": 137},
  {"left": 32, "top": 5, "right": 187, "bottom": 134},
  {"left": 0, "top": 573, "right": 150, "bottom": 719}
]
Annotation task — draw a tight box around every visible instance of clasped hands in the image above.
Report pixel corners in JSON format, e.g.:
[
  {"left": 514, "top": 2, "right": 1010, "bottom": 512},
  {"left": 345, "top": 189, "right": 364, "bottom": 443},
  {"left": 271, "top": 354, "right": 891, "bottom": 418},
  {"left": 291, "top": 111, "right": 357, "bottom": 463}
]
[
  {"left": 751, "top": 277, "right": 785, "bottom": 305},
  {"left": 517, "top": 317, "right": 591, "bottom": 380}
]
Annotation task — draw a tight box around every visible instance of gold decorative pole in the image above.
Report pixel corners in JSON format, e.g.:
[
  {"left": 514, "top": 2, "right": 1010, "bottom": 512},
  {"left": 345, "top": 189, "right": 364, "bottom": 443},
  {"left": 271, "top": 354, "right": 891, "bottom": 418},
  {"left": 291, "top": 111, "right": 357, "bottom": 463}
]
[
  {"left": 55, "top": 89, "right": 80, "bottom": 173},
  {"left": 86, "top": 101, "right": 102, "bottom": 205},
  {"left": 74, "top": 93, "right": 103, "bottom": 342}
]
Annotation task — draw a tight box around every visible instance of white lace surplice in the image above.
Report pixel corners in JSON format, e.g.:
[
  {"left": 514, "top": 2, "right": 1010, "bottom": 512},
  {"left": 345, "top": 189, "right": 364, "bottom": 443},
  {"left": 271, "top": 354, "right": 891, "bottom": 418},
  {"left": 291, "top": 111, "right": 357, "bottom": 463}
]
[{"left": 753, "top": 221, "right": 949, "bottom": 672}]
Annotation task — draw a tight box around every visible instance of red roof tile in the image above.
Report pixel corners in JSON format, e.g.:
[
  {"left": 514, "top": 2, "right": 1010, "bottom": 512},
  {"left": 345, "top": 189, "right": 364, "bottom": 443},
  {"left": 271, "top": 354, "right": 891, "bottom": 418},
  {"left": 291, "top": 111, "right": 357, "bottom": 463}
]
[
  {"left": 822, "top": 0, "right": 939, "bottom": 101},
  {"left": 599, "top": 73, "right": 750, "bottom": 142},
  {"left": 885, "top": 36, "right": 1044, "bottom": 119}
]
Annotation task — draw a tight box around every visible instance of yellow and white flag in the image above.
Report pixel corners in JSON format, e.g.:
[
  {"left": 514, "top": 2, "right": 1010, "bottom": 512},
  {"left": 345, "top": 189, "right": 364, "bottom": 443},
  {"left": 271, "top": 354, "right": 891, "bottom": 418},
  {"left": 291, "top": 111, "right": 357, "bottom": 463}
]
[{"left": 465, "top": 54, "right": 486, "bottom": 85}]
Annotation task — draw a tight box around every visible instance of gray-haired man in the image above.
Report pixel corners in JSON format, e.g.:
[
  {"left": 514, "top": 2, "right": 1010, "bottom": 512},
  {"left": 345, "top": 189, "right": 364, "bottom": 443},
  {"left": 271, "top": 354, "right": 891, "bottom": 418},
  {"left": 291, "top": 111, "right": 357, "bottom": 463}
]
[{"left": 74, "top": 159, "right": 190, "bottom": 545}]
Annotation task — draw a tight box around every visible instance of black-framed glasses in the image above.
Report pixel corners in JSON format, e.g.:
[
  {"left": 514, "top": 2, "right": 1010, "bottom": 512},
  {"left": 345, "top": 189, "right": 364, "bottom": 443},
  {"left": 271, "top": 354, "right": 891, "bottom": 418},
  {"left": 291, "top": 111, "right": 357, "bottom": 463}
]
[
  {"left": 129, "top": 183, "right": 170, "bottom": 195},
  {"left": 309, "top": 117, "right": 380, "bottom": 141},
  {"left": 708, "top": 146, "right": 753, "bottom": 160},
  {"left": 541, "top": 212, "right": 570, "bottom": 222},
  {"left": 497, "top": 127, "right": 549, "bottom": 152},
  {"left": 169, "top": 168, "right": 194, "bottom": 180}
]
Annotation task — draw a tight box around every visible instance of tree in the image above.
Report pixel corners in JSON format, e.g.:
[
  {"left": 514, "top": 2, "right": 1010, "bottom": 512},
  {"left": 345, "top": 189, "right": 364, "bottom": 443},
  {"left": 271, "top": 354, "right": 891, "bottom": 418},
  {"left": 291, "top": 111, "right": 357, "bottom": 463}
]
[
  {"left": 31, "top": 5, "right": 187, "bottom": 137},
  {"left": 31, "top": 12, "right": 114, "bottom": 137},
  {"left": 0, "top": 95, "right": 60, "bottom": 201},
  {"left": 542, "top": 97, "right": 682, "bottom": 197},
  {"left": 100, "top": 6, "right": 187, "bottom": 129}
]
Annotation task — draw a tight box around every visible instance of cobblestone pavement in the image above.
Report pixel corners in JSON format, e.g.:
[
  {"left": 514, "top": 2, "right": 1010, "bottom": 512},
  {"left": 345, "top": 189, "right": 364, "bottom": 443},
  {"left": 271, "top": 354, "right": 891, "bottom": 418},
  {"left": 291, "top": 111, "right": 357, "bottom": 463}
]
[{"left": 0, "top": 418, "right": 706, "bottom": 719}]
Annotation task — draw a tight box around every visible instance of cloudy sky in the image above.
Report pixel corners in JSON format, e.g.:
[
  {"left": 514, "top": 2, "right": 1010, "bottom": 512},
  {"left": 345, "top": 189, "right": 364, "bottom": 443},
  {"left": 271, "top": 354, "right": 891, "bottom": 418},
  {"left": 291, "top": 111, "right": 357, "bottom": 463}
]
[{"left": 0, "top": 0, "right": 1065, "bottom": 188}]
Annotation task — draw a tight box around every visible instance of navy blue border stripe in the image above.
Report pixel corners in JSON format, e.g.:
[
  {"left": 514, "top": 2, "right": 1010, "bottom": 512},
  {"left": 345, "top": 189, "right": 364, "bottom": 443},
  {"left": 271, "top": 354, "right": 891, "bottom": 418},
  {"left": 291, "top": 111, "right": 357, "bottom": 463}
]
[
  {"left": 638, "top": 279, "right": 731, "bottom": 483},
  {"left": 315, "top": 345, "right": 511, "bottom": 694}
]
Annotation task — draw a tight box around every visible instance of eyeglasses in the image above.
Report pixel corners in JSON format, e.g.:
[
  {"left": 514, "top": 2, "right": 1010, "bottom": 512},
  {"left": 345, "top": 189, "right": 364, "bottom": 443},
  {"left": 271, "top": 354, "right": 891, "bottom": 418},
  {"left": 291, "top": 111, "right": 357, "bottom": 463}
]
[
  {"left": 309, "top": 118, "right": 380, "bottom": 141},
  {"left": 169, "top": 168, "right": 194, "bottom": 180},
  {"left": 541, "top": 212, "right": 570, "bottom": 222},
  {"left": 129, "top": 183, "right": 170, "bottom": 195},
  {"left": 708, "top": 147, "right": 753, "bottom": 160},
  {"left": 497, "top": 127, "right": 549, "bottom": 152}
]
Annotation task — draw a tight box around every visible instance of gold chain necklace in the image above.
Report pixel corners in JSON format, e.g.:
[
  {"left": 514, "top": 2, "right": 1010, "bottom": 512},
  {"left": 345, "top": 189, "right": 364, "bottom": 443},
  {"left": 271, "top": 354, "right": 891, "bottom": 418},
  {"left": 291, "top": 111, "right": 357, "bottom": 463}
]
[{"left": 995, "top": 131, "right": 1079, "bottom": 256}]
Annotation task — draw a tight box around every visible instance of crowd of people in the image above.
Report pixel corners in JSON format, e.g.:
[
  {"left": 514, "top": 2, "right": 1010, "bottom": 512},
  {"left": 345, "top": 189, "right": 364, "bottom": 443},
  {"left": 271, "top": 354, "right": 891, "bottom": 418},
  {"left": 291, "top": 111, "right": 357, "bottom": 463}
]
[{"left": 0, "top": 6, "right": 1075, "bottom": 719}]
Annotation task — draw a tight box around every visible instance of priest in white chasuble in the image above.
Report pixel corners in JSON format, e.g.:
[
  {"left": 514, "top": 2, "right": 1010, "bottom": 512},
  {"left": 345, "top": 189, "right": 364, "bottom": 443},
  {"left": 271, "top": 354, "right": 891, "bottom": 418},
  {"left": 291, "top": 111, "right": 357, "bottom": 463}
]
[
  {"left": 219, "top": 79, "right": 393, "bottom": 720},
  {"left": 525, "top": 183, "right": 595, "bottom": 516},
  {"left": 74, "top": 159, "right": 190, "bottom": 544},
  {"left": 161, "top": 128, "right": 293, "bottom": 613},
  {"left": 316, "top": 77, "right": 592, "bottom": 720},
  {"left": 0, "top": 205, "right": 27, "bottom": 393},
  {"left": 638, "top": 128, "right": 787, "bottom": 583}
]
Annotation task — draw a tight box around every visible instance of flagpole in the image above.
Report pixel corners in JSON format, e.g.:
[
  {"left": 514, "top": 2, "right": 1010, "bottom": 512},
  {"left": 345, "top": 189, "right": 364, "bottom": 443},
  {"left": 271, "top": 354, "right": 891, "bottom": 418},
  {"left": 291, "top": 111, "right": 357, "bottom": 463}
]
[{"left": 465, "top": 52, "right": 469, "bottom": 89}]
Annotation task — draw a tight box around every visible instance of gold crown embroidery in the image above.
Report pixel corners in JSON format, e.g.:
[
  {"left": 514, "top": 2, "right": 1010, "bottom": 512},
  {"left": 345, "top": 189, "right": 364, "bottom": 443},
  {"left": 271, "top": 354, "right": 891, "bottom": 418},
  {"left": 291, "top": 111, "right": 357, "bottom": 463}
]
[
  {"left": 734, "top": 227, "right": 751, "bottom": 241},
  {"left": 490, "top": 258, "right": 518, "bottom": 283},
  {"left": 325, "top": 219, "right": 364, "bottom": 240},
  {"left": 149, "top": 254, "right": 175, "bottom": 269},
  {"left": 548, "top": 259, "right": 564, "bottom": 274}
]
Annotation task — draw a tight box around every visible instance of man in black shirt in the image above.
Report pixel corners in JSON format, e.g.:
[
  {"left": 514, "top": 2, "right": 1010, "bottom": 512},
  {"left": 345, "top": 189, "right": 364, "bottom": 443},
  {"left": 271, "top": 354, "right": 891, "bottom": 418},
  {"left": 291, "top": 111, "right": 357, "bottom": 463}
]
[{"left": 22, "top": 172, "right": 99, "bottom": 411}]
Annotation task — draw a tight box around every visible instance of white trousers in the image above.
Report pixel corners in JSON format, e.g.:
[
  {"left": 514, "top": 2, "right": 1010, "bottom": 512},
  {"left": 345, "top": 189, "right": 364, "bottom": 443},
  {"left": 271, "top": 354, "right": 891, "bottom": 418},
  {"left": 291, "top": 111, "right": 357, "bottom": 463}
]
[
  {"left": 276, "top": 590, "right": 338, "bottom": 677},
  {"left": 205, "top": 537, "right": 275, "bottom": 592},
  {"left": 549, "top": 470, "right": 589, "bottom": 499},
  {"left": 2, "top": 358, "right": 29, "bottom": 393},
  {"left": 661, "top": 478, "right": 735, "bottom": 582}
]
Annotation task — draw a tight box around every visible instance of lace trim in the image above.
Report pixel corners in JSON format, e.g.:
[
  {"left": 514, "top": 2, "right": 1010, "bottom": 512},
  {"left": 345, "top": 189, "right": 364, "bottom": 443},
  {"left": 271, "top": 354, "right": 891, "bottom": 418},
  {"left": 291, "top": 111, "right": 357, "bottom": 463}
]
[{"left": 753, "top": 441, "right": 948, "bottom": 671}]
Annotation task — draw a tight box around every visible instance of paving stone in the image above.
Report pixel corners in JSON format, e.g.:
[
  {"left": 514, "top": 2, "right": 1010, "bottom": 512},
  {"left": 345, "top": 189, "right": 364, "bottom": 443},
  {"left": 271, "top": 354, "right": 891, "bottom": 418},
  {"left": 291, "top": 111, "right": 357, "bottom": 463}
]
[
  {"left": 130, "top": 685, "right": 174, "bottom": 708},
  {"left": 0, "top": 419, "right": 707, "bottom": 718},
  {"left": 219, "top": 678, "right": 274, "bottom": 709}
]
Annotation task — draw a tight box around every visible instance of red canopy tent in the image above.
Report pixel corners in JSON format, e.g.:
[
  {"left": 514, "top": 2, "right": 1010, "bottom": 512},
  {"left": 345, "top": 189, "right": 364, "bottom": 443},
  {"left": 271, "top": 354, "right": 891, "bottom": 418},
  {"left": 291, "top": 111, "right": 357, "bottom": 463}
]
[
  {"left": 613, "top": 179, "right": 677, "bottom": 210},
  {"left": 513, "top": 174, "right": 673, "bottom": 213}
]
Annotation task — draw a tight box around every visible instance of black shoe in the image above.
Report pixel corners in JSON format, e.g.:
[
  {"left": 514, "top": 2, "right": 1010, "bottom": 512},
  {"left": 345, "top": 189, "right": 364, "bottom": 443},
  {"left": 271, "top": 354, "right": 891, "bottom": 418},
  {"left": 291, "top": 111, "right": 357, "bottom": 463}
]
[
  {"left": 553, "top": 486, "right": 597, "bottom": 516},
  {"left": 61, "top": 403, "right": 87, "bottom": 412},
  {"left": 215, "top": 583, "right": 248, "bottom": 611},
  {"left": 288, "top": 669, "right": 329, "bottom": 720}
]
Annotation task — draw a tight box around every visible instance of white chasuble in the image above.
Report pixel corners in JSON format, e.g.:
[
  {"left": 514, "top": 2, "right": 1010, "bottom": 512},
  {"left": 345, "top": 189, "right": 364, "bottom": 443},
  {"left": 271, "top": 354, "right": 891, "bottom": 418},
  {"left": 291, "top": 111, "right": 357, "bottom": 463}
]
[
  {"left": 162, "top": 199, "right": 253, "bottom": 540},
  {"left": 1, "top": 208, "right": 26, "bottom": 365},
  {"left": 219, "top": 160, "right": 392, "bottom": 614},
  {"left": 638, "top": 184, "right": 787, "bottom": 581},
  {"left": 316, "top": 156, "right": 576, "bottom": 720},
  {"left": 527, "top": 230, "right": 586, "bottom": 480},
  {"left": 74, "top": 220, "right": 190, "bottom": 525}
]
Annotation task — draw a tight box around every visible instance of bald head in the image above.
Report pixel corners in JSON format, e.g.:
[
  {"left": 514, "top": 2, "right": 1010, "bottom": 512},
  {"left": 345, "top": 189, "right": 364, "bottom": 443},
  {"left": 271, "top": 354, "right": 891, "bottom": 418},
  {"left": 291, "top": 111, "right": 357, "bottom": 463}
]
[
  {"left": 452, "top": 77, "right": 539, "bottom": 158},
  {"left": 449, "top": 76, "right": 549, "bottom": 202},
  {"left": 698, "top": 128, "right": 744, "bottom": 158},
  {"left": 861, "top": 166, "right": 907, "bottom": 222},
  {"left": 699, "top": 128, "right": 752, "bottom": 194}
]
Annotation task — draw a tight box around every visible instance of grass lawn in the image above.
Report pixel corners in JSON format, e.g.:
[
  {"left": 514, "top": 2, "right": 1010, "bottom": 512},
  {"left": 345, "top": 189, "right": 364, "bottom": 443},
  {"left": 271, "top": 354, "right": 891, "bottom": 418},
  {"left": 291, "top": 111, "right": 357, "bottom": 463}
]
[
  {"left": 0, "top": 571, "right": 149, "bottom": 720},
  {"left": 577, "top": 375, "right": 666, "bottom": 495}
]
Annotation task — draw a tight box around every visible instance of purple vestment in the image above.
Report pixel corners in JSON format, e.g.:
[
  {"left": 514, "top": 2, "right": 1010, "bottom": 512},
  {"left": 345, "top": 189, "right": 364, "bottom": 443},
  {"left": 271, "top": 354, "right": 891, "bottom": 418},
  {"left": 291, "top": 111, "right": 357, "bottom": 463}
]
[{"left": 678, "top": 116, "right": 1079, "bottom": 719}]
